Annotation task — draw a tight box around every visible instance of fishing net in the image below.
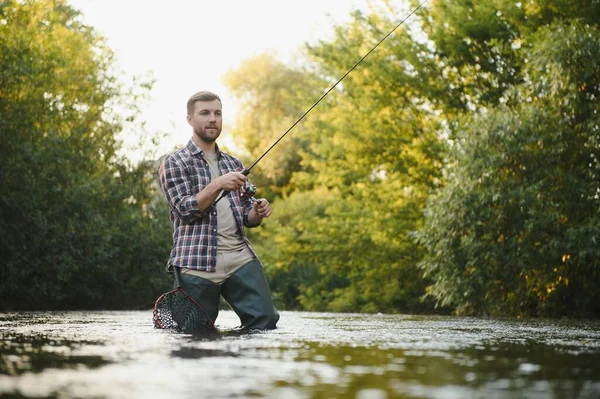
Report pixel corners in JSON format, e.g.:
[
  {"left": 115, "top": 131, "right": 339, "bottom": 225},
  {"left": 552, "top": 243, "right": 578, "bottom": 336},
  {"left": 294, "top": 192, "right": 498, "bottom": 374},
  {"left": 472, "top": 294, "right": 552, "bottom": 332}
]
[{"left": 153, "top": 269, "right": 215, "bottom": 333}]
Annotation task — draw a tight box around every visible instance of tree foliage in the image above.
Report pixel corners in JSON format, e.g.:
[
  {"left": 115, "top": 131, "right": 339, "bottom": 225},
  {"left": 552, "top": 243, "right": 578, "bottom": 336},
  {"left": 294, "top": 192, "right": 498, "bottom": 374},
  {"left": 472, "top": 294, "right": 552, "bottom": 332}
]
[
  {"left": 4, "top": 0, "right": 597, "bottom": 317},
  {"left": 224, "top": 53, "right": 324, "bottom": 199},
  {"left": 227, "top": 0, "right": 600, "bottom": 317},
  {"left": 417, "top": 15, "right": 600, "bottom": 316},
  {"left": 229, "top": 6, "right": 445, "bottom": 313},
  {"left": 0, "top": 0, "right": 172, "bottom": 310}
]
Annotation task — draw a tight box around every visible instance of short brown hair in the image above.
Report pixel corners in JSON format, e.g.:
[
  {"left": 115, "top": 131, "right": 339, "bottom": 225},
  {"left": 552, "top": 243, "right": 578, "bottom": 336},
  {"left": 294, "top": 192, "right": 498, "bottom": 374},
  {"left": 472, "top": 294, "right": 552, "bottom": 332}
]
[{"left": 186, "top": 91, "right": 222, "bottom": 115}]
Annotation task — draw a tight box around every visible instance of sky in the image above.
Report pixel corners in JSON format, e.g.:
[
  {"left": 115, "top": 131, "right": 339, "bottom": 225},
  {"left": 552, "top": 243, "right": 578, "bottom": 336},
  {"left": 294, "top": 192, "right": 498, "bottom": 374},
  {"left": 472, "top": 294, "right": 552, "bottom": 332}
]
[{"left": 67, "top": 0, "right": 381, "bottom": 161}]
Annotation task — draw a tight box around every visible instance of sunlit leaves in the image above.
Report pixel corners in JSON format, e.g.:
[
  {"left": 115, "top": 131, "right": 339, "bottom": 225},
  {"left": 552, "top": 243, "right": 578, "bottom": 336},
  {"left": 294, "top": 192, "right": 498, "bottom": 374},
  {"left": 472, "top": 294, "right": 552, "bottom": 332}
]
[
  {"left": 228, "top": 0, "right": 599, "bottom": 317},
  {"left": 223, "top": 53, "right": 324, "bottom": 198},
  {"left": 417, "top": 15, "right": 600, "bottom": 316},
  {"left": 227, "top": 3, "right": 446, "bottom": 313}
]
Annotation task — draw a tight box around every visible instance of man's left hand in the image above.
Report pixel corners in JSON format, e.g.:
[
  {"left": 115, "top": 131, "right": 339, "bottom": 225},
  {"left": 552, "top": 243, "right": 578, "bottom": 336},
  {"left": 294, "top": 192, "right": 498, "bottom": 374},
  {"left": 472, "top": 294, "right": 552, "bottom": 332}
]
[{"left": 253, "top": 199, "right": 272, "bottom": 219}]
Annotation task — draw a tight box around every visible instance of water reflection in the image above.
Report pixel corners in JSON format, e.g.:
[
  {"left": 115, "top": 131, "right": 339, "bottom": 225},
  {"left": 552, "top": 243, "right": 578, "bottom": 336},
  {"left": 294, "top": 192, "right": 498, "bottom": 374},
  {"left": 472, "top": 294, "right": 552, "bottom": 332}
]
[
  {"left": 0, "top": 311, "right": 599, "bottom": 398},
  {"left": 1, "top": 331, "right": 108, "bottom": 376},
  {"left": 171, "top": 346, "right": 239, "bottom": 359}
]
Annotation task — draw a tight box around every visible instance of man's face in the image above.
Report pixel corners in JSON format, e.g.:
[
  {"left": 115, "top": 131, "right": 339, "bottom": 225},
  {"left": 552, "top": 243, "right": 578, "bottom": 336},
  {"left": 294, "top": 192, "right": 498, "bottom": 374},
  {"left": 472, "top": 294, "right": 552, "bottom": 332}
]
[{"left": 187, "top": 99, "right": 223, "bottom": 143}]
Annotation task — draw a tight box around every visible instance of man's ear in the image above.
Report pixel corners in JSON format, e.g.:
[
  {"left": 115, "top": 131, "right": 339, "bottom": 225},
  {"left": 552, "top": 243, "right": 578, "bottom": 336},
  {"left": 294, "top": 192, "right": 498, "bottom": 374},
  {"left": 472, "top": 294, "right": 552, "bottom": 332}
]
[{"left": 186, "top": 114, "right": 192, "bottom": 126}]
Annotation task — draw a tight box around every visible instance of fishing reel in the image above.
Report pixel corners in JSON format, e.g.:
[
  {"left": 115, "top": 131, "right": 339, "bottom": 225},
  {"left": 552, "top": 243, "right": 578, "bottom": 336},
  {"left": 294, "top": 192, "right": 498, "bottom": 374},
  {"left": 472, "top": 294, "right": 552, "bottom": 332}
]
[
  {"left": 240, "top": 180, "right": 257, "bottom": 200},
  {"left": 239, "top": 168, "right": 256, "bottom": 200}
]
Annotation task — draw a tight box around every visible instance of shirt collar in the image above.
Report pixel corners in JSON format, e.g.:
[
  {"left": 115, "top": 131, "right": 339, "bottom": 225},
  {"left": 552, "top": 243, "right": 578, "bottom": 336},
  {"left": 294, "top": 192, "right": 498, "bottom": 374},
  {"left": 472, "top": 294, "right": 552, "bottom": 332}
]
[{"left": 186, "top": 139, "right": 221, "bottom": 158}]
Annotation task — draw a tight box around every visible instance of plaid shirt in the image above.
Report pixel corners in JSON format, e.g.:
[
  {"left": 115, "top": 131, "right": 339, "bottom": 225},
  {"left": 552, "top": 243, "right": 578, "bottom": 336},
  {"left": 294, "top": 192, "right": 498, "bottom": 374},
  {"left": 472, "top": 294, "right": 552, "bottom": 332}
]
[{"left": 158, "top": 139, "right": 259, "bottom": 271}]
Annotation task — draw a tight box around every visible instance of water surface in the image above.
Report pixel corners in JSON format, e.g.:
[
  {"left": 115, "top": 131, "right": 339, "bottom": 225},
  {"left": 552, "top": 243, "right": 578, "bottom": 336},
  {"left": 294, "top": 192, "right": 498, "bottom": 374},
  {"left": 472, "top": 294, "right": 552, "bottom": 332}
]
[{"left": 1, "top": 311, "right": 599, "bottom": 398}]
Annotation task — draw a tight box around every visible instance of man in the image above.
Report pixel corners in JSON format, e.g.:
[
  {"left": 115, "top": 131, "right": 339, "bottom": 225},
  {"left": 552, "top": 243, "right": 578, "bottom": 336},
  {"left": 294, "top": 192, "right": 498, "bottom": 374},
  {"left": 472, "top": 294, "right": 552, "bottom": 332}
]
[{"left": 158, "top": 90, "right": 279, "bottom": 330}]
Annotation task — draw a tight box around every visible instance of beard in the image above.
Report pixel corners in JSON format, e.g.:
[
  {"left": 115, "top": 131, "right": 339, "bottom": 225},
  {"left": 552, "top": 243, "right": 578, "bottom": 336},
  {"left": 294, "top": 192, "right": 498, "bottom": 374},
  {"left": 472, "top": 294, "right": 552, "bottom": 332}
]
[{"left": 194, "top": 125, "right": 221, "bottom": 143}]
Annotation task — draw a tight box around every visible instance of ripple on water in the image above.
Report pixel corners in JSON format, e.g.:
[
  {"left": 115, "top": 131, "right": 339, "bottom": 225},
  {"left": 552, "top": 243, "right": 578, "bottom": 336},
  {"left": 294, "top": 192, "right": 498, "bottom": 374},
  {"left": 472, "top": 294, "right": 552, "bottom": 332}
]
[{"left": 0, "top": 311, "right": 599, "bottom": 398}]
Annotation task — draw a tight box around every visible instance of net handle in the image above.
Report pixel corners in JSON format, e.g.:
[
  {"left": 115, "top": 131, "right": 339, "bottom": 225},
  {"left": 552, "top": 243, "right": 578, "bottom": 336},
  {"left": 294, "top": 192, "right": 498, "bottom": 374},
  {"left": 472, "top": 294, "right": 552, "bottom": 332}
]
[{"left": 173, "top": 266, "right": 183, "bottom": 289}]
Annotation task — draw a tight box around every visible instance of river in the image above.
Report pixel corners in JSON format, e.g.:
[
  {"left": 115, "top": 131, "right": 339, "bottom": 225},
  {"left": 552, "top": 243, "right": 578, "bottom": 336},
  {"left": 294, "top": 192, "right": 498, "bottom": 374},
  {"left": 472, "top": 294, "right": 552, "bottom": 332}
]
[{"left": 1, "top": 310, "right": 599, "bottom": 398}]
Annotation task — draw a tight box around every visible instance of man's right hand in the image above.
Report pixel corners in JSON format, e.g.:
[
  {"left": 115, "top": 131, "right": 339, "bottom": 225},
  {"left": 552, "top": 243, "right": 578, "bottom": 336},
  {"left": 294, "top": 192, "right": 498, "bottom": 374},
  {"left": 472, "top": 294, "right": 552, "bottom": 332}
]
[{"left": 217, "top": 171, "right": 247, "bottom": 191}]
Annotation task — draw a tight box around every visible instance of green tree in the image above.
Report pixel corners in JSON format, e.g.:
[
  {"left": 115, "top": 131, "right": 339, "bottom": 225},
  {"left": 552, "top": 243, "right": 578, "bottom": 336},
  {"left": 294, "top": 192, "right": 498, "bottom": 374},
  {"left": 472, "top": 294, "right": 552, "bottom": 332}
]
[
  {"left": 0, "top": 0, "right": 172, "bottom": 310},
  {"left": 417, "top": 2, "right": 600, "bottom": 316},
  {"left": 228, "top": 4, "right": 446, "bottom": 313},
  {"left": 232, "top": 0, "right": 600, "bottom": 318},
  {"left": 224, "top": 53, "right": 324, "bottom": 199},
  {"left": 288, "top": 7, "right": 444, "bottom": 313}
]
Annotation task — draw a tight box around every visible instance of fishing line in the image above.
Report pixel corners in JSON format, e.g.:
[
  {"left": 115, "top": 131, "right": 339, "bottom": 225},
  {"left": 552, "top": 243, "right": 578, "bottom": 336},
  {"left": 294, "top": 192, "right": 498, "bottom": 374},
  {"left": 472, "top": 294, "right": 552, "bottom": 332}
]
[
  {"left": 214, "top": 0, "right": 429, "bottom": 205},
  {"left": 246, "top": 0, "right": 429, "bottom": 173}
]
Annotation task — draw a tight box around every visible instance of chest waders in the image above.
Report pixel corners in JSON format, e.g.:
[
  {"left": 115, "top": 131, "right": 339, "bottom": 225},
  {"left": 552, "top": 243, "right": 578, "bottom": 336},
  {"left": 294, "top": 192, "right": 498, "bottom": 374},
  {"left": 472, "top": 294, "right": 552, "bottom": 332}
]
[{"left": 178, "top": 259, "right": 279, "bottom": 330}]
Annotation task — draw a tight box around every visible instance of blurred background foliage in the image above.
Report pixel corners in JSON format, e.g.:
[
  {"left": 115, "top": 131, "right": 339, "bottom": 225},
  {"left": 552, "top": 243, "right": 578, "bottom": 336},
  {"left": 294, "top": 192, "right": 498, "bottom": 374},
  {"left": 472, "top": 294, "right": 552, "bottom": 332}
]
[
  {"left": 0, "top": 0, "right": 172, "bottom": 309},
  {"left": 1, "top": 0, "right": 598, "bottom": 317}
]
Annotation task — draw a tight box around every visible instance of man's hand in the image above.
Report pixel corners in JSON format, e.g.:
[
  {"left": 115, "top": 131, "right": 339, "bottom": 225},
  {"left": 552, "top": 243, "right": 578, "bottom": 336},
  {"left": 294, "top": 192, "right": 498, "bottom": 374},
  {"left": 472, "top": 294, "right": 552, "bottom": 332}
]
[
  {"left": 195, "top": 171, "right": 247, "bottom": 212},
  {"left": 217, "top": 171, "right": 247, "bottom": 191},
  {"left": 250, "top": 198, "right": 271, "bottom": 220}
]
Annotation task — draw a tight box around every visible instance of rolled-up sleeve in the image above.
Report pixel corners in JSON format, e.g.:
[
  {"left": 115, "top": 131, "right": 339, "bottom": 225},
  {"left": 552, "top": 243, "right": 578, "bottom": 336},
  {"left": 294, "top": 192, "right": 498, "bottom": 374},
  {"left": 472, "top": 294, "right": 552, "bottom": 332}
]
[{"left": 158, "top": 156, "right": 204, "bottom": 223}]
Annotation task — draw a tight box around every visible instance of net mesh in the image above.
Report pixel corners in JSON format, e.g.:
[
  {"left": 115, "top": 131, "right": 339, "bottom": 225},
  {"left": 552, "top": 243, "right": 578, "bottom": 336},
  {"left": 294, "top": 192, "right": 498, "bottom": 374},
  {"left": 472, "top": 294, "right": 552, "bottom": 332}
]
[{"left": 153, "top": 288, "right": 215, "bottom": 333}]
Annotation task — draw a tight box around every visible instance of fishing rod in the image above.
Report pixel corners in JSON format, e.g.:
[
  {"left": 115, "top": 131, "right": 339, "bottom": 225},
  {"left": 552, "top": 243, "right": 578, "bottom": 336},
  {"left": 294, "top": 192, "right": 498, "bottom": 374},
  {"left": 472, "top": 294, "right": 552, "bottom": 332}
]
[{"left": 215, "top": 0, "right": 429, "bottom": 205}]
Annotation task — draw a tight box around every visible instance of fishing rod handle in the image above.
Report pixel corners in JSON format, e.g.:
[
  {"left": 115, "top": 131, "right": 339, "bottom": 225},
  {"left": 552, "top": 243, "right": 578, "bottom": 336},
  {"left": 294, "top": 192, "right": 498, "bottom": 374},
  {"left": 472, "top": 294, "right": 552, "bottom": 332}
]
[{"left": 212, "top": 168, "right": 251, "bottom": 205}]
